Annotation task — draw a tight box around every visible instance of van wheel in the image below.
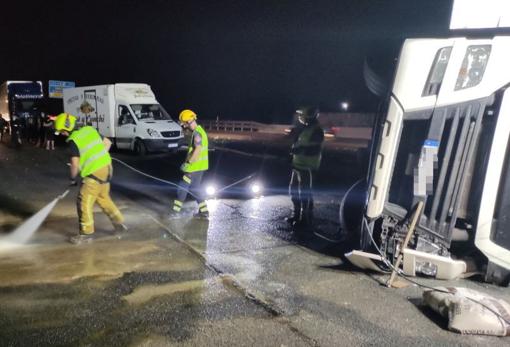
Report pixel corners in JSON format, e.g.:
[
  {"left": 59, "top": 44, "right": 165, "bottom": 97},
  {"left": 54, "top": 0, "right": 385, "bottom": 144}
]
[
  {"left": 134, "top": 139, "right": 147, "bottom": 156},
  {"left": 111, "top": 138, "right": 118, "bottom": 152}
]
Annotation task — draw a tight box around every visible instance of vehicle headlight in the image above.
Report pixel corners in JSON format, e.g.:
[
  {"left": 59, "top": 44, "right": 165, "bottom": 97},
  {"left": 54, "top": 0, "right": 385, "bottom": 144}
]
[
  {"left": 422, "top": 46, "right": 452, "bottom": 96},
  {"left": 147, "top": 128, "right": 159, "bottom": 137},
  {"left": 455, "top": 45, "right": 491, "bottom": 90},
  {"left": 206, "top": 185, "right": 217, "bottom": 197},
  {"left": 250, "top": 181, "right": 263, "bottom": 197}
]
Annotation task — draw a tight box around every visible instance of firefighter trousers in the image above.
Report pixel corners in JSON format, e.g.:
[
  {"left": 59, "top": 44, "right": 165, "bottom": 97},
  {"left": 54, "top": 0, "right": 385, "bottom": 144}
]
[
  {"left": 172, "top": 171, "right": 208, "bottom": 214},
  {"left": 77, "top": 177, "right": 124, "bottom": 235},
  {"left": 289, "top": 168, "right": 315, "bottom": 224}
]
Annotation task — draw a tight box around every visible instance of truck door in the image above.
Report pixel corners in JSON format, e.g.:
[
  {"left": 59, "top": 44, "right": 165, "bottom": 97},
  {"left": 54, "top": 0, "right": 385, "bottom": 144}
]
[
  {"left": 84, "top": 89, "right": 99, "bottom": 129},
  {"left": 115, "top": 105, "right": 136, "bottom": 149}
]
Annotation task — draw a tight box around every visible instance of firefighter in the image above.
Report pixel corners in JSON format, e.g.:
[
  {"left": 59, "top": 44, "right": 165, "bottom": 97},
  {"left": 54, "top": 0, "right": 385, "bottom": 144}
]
[
  {"left": 287, "top": 107, "right": 324, "bottom": 230},
  {"left": 54, "top": 113, "right": 127, "bottom": 244},
  {"left": 169, "top": 109, "right": 209, "bottom": 219}
]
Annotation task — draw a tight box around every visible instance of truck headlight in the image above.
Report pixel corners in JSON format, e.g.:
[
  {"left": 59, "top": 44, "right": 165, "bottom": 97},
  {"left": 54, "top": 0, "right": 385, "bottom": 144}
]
[
  {"left": 147, "top": 128, "right": 159, "bottom": 137},
  {"left": 422, "top": 46, "right": 452, "bottom": 96},
  {"left": 455, "top": 45, "right": 491, "bottom": 90}
]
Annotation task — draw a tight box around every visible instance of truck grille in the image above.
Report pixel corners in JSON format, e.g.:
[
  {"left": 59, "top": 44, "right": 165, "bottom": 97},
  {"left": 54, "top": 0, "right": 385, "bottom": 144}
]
[
  {"left": 387, "top": 100, "right": 486, "bottom": 246},
  {"left": 161, "top": 131, "right": 180, "bottom": 138}
]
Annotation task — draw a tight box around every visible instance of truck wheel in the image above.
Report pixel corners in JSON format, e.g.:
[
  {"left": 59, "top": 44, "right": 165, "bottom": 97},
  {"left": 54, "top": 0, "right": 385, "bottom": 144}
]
[
  {"left": 339, "top": 178, "right": 367, "bottom": 250},
  {"left": 134, "top": 139, "right": 147, "bottom": 156}
]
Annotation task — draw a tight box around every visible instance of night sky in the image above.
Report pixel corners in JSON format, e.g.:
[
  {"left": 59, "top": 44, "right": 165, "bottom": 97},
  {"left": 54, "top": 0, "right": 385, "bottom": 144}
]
[{"left": 1, "top": 0, "right": 452, "bottom": 122}]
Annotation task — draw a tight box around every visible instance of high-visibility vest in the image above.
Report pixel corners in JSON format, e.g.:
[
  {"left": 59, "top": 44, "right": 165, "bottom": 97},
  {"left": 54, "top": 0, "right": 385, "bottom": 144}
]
[
  {"left": 185, "top": 125, "right": 209, "bottom": 172},
  {"left": 68, "top": 126, "right": 111, "bottom": 178},
  {"left": 292, "top": 124, "right": 323, "bottom": 171}
]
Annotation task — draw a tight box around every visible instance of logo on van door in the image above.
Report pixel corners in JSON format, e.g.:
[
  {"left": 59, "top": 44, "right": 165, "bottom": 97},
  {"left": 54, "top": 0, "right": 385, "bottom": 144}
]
[
  {"left": 80, "top": 101, "right": 95, "bottom": 114},
  {"left": 78, "top": 100, "right": 104, "bottom": 125}
]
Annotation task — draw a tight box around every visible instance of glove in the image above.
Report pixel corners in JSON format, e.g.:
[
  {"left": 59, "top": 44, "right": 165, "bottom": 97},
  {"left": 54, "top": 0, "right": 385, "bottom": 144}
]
[
  {"left": 69, "top": 178, "right": 78, "bottom": 187},
  {"left": 180, "top": 162, "right": 189, "bottom": 172}
]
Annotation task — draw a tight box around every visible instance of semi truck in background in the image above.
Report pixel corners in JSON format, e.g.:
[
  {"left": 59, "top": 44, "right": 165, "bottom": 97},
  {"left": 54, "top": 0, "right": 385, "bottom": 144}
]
[
  {"left": 342, "top": 35, "right": 510, "bottom": 285},
  {"left": 63, "top": 83, "right": 183, "bottom": 155},
  {"left": 0, "top": 81, "right": 44, "bottom": 145}
]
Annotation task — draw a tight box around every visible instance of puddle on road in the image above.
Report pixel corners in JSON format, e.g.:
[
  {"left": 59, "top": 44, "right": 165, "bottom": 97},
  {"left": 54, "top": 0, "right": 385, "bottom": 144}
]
[
  {"left": 0, "top": 239, "right": 201, "bottom": 287},
  {"left": 128, "top": 334, "right": 173, "bottom": 347},
  {"left": 123, "top": 279, "right": 208, "bottom": 305}
]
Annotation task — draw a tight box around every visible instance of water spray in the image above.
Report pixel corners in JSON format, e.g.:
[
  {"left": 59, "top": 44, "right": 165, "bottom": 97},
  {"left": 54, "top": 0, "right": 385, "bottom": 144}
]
[
  {"left": 0, "top": 190, "right": 69, "bottom": 249},
  {"left": 1, "top": 157, "right": 260, "bottom": 249}
]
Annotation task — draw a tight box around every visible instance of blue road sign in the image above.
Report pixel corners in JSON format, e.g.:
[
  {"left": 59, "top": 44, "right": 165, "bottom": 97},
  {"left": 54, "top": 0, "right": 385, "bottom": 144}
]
[{"left": 48, "top": 80, "right": 75, "bottom": 98}]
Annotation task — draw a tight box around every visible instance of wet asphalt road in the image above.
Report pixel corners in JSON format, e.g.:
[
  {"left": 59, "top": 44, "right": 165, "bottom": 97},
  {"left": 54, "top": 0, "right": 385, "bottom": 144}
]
[{"left": 1, "top": 142, "right": 510, "bottom": 346}]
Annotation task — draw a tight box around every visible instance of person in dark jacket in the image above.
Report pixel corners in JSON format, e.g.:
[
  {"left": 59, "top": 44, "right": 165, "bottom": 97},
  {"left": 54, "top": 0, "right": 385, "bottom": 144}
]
[
  {"left": 0, "top": 116, "right": 7, "bottom": 142},
  {"left": 43, "top": 114, "right": 55, "bottom": 150},
  {"left": 287, "top": 107, "right": 324, "bottom": 230}
]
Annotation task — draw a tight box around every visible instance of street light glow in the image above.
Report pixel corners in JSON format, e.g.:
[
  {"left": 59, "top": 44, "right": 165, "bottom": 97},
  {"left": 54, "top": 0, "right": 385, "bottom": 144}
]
[{"left": 341, "top": 101, "right": 349, "bottom": 111}]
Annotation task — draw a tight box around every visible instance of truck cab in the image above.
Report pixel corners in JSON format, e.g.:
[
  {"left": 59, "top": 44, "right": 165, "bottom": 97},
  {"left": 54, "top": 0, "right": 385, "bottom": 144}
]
[
  {"left": 114, "top": 88, "right": 182, "bottom": 154},
  {"left": 0, "top": 81, "right": 44, "bottom": 146},
  {"left": 343, "top": 36, "right": 510, "bottom": 285}
]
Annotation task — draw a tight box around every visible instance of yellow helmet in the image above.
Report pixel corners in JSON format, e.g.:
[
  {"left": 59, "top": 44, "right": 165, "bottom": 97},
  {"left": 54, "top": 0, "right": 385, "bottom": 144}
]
[
  {"left": 54, "top": 113, "right": 77, "bottom": 134},
  {"left": 179, "top": 109, "right": 197, "bottom": 123}
]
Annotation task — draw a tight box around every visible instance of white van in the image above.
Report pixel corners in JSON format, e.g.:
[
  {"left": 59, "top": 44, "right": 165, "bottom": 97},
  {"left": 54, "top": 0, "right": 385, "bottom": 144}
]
[{"left": 63, "top": 83, "right": 183, "bottom": 154}]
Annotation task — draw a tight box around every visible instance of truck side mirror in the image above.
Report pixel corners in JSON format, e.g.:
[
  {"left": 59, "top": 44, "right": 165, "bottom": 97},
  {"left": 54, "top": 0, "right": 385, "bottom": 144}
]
[{"left": 118, "top": 115, "right": 124, "bottom": 126}]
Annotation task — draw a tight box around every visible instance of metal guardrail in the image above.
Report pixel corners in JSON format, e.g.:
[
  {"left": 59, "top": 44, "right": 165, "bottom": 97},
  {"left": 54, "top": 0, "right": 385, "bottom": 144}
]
[
  {"left": 201, "top": 120, "right": 372, "bottom": 142},
  {"left": 202, "top": 120, "right": 264, "bottom": 132}
]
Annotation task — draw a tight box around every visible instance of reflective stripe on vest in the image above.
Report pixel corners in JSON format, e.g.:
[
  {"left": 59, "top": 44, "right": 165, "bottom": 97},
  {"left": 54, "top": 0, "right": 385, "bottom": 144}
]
[
  {"left": 185, "top": 125, "right": 209, "bottom": 172},
  {"left": 68, "top": 126, "right": 112, "bottom": 178},
  {"left": 292, "top": 124, "right": 323, "bottom": 171}
]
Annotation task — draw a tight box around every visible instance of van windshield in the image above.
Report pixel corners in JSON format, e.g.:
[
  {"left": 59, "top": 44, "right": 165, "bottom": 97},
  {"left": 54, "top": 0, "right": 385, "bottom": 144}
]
[{"left": 130, "top": 104, "right": 172, "bottom": 121}]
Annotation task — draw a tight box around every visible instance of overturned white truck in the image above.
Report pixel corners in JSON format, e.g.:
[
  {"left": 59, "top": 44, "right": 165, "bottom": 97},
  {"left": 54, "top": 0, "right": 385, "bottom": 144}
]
[{"left": 343, "top": 36, "right": 510, "bottom": 285}]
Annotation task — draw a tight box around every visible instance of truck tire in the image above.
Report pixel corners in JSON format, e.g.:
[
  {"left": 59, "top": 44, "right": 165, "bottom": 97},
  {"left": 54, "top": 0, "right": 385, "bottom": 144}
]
[
  {"left": 339, "top": 178, "right": 367, "bottom": 250},
  {"left": 134, "top": 139, "right": 147, "bottom": 156}
]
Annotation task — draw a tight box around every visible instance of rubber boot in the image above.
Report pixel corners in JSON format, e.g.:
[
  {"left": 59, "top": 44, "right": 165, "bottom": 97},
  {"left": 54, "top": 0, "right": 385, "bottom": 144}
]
[
  {"left": 113, "top": 223, "right": 128, "bottom": 239},
  {"left": 193, "top": 212, "right": 209, "bottom": 220},
  {"left": 69, "top": 234, "right": 94, "bottom": 245}
]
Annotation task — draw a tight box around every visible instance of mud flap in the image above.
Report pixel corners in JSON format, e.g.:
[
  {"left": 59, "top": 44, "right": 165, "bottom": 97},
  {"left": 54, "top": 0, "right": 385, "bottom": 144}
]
[{"left": 345, "top": 250, "right": 390, "bottom": 273}]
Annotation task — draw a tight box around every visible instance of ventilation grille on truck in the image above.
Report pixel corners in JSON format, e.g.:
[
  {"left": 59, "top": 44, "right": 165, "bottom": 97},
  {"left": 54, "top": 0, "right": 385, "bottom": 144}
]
[
  {"left": 387, "top": 99, "right": 487, "bottom": 247},
  {"left": 161, "top": 131, "right": 180, "bottom": 138}
]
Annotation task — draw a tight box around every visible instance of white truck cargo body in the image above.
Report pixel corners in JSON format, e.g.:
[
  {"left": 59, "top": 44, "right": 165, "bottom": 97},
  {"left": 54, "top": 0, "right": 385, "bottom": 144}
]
[{"left": 63, "top": 83, "right": 183, "bottom": 154}]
